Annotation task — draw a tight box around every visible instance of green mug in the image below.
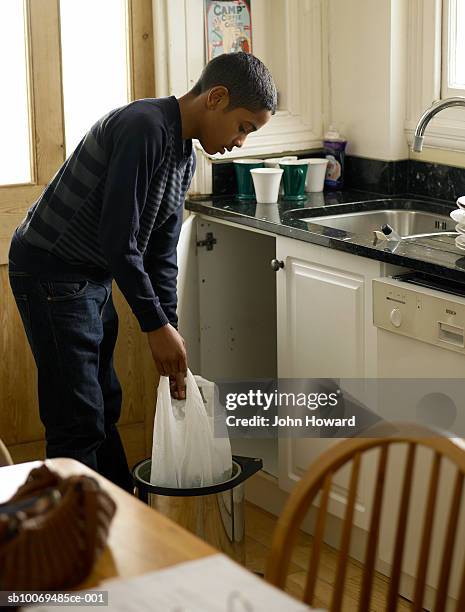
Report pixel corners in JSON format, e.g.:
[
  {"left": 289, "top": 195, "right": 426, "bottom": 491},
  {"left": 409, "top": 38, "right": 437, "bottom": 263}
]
[
  {"left": 279, "top": 161, "right": 308, "bottom": 200},
  {"left": 234, "top": 159, "right": 265, "bottom": 199}
]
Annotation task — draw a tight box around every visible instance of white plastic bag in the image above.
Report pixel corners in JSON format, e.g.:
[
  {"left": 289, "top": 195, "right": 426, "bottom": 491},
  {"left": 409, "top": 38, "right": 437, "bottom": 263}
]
[
  {"left": 194, "top": 375, "right": 232, "bottom": 485},
  {"left": 150, "top": 369, "right": 232, "bottom": 488}
]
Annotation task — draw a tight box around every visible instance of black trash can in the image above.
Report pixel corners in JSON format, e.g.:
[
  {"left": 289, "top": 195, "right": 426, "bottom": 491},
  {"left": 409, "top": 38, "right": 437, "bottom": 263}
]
[{"left": 132, "top": 455, "right": 262, "bottom": 565}]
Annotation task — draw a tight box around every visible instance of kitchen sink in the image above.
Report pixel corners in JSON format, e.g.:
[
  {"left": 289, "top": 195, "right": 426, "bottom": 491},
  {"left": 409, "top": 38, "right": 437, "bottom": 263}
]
[{"left": 297, "top": 208, "right": 454, "bottom": 238}]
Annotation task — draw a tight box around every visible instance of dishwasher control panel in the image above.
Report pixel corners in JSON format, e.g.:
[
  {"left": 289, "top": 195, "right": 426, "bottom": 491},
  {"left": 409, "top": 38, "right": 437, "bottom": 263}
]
[{"left": 373, "top": 277, "right": 465, "bottom": 353}]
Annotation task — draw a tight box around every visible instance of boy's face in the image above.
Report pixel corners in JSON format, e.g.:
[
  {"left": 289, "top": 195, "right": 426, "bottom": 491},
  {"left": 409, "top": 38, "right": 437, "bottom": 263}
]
[{"left": 199, "top": 86, "right": 272, "bottom": 155}]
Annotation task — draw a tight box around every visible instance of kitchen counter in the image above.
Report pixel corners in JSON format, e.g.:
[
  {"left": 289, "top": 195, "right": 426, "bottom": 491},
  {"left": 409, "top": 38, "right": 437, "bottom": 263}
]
[{"left": 185, "top": 190, "right": 465, "bottom": 283}]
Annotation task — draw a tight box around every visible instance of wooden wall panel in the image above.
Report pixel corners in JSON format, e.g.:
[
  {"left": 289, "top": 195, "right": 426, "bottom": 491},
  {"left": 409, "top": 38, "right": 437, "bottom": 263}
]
[
  {"left": 8, "top": 422, "right": 147, "bottom": 472},
  {"left": 0, "top": 188, "right": 49, "bottom": 265},
  {"left": 118, "top": 421, "right": 148, "bottom": 468},
  {"left": 8, "top": 439, "right": 45, "bottom": 465},
  {"left": 112, "top": 285, "right": 157, "bottom": 427},
  {"left": 0, "top": 266, "right": 42, "bottom": 445}
]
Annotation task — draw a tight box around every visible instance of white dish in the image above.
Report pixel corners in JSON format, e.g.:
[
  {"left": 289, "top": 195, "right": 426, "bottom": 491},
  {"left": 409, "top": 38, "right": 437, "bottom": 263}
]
[
  {"left": 457, "top": 196, "right": 465, "bottom": 210},
  {"left": 455, "top": 235, "right": 465, "bottom": 249},
  {"left": 455, "top": 223, "right": 465, "bottom": 234},
  {"left": 450, "top": 208, "right": 465, "bottom": 223}
]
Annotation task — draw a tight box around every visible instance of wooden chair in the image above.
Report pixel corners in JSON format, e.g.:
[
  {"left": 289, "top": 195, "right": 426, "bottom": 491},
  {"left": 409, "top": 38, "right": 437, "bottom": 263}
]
[
  {"left": 0, "top": 437, "right": 13, "bottom": 467},
  {"left": 265, "top": 422, "right": 465, "bottom": 612}
]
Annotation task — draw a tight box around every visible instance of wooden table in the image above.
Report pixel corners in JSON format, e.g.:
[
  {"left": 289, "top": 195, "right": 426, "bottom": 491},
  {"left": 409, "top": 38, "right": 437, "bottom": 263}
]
[{"left": 0, "top": 458, "right": 217, "bottom": 589}]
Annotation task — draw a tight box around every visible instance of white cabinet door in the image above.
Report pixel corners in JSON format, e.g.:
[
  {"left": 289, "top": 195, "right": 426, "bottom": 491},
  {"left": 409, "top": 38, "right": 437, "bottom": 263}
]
[
  {"left": 178, "top": 214, "right": 278, "bottom": 380},
  {"left": 276, "top": 235, "right": 382, "bottom": 530},
  {"left": 196, "top": 218, "right": 277, "bottom": 381},
  {"left": 177, "top": 214, "right": 279, "bottom": 476},
  {"left": 177, "top": 214, "right": 201, "bottom": 373}
]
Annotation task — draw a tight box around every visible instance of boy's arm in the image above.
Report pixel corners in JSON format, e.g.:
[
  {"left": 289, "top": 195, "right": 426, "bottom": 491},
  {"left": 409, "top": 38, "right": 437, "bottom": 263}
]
[
  {"left": 143, "top": 203, "right": 184, "bottom": 330},
  {"left": 99, "top": 113, "right": 170, "bottom": 332},
  {"left": 143, "top": 150, "right": 196, "bottom": 330},
  {"left": 144, "top": 204, "right": 187, "bottom": 397}
]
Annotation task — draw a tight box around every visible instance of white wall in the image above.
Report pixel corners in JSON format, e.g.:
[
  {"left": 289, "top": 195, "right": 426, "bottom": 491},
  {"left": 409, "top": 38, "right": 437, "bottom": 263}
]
[{"left": 327, "top": 0, "right": 409, "bottom": 160}]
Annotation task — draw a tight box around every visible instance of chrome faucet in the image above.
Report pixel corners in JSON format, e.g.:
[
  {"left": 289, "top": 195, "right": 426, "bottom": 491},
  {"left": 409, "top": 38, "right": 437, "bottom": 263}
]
[{"left": 413, "top": 97, "right": 465, "bottom": 152}]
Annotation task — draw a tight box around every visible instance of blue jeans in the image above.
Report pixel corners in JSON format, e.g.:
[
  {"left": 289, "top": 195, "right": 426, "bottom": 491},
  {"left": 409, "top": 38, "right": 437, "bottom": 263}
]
[{"left": 8, "top": 262, "right": 133, "bottom": 492}]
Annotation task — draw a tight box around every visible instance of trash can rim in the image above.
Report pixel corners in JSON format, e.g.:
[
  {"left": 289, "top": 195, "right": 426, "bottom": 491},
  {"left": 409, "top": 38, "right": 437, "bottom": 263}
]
[{"left": 132, "top": 455, "right": 263, "bottom": 497}]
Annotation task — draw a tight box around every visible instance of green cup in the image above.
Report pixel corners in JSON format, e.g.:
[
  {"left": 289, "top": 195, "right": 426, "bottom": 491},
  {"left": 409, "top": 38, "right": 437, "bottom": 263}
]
[
  {"left": 234, "top": 159, "right": 265, "bottom": 199},
  {"left": 279, "top": 161, "right": 308, "bottom": 200}
]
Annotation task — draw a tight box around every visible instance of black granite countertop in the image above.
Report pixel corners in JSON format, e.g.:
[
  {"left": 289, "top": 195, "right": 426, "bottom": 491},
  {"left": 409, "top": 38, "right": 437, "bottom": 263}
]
[{"left": 185, "top": 189, "right": 465, "bottom": 284}]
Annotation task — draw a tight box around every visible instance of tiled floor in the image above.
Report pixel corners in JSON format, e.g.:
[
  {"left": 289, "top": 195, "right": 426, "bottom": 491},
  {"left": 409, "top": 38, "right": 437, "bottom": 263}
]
[{"left": 244, "top": 502, "right": 414, "bottom": 611}]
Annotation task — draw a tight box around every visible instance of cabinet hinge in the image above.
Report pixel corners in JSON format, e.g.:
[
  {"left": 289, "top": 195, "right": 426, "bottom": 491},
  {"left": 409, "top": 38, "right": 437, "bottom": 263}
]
[{"left": 196, "top": 232, "right": 217, "bottom": 251}]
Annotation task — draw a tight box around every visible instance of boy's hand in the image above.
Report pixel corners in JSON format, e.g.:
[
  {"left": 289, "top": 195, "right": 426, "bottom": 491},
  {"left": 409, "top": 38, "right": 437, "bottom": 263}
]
[
  {"left": 169, "top": 373, "right": 186, "bottom": 400},
  {"left": 147, "top": 325, "right": 187, "bottom": 396}
]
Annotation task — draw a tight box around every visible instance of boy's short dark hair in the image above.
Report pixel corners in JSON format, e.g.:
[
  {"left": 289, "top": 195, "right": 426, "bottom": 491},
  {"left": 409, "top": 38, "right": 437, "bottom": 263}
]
[{"left": 191, "top": 52, "right": 277, "bottom": 115}]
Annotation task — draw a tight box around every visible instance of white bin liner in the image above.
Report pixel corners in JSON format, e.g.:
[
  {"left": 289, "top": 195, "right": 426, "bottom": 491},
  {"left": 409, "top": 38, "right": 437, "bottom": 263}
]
[{"left": 150, "top": 369, "right": 232, "bottom": 488}]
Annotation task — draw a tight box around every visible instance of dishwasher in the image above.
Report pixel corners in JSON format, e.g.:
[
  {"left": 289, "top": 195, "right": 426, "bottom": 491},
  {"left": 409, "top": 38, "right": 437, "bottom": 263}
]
[{"left": 372, "top": 271, "right": 465, "bottom": 609}]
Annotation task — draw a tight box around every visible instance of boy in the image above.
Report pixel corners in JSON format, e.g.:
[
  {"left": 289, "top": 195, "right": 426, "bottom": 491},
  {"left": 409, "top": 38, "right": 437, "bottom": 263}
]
[{"left": 8, "top": 52, "right": 277, "bottom": 491}]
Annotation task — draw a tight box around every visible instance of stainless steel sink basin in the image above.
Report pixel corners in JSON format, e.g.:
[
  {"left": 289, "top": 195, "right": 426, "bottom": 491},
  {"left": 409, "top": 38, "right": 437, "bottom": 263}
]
[{"left": 301, "top": 209, "right": 454, "bottom": 237}]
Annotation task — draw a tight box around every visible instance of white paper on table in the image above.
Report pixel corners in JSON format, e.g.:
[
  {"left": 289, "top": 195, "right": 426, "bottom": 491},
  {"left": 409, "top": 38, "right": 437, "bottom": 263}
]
[{"left": 26, "top": 553, "right": 326, "bottom": 612}]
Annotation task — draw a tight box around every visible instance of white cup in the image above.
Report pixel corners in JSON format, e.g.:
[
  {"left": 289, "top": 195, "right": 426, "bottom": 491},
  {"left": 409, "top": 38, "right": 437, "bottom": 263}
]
[
  {"left": 250, "top": 168, "right": 283, "bottom": 204},
  {"left": 233, "top": 158, "right": 265, "bottom": 165},
  {"left": 264, "top": 157, "right": 297, "bottom": 195},
  {"left": 264, "top": 156, "right": 298, "bottom": 168},
  {"left": 300, "top": 158, "right": 329, "bottom": 192}
]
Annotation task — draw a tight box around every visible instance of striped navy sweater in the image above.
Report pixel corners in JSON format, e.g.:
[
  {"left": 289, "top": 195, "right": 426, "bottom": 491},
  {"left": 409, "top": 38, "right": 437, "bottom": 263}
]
[{"left": 13, "top": 96, "right": 196, "bottom": 332}]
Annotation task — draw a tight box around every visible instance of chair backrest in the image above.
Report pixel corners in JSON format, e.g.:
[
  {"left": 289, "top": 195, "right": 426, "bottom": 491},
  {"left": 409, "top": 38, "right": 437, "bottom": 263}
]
[
  {"left": 0, "top": 438, "right": 13, "bottom": 467},
  {"left": 265, "top": 422, "right": 465, "bottom": 612}
]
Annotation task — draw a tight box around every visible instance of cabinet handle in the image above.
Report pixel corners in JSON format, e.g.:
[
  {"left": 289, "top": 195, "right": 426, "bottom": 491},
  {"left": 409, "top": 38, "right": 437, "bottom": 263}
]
[{"left": 270, "top": 259, "right": 285, "bottom": 271}]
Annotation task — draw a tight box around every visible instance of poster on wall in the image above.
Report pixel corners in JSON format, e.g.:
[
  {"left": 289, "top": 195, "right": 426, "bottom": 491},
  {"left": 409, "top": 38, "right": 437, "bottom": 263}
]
[{"left": 204, "top": 0, "right": 252, "bottom": 60}]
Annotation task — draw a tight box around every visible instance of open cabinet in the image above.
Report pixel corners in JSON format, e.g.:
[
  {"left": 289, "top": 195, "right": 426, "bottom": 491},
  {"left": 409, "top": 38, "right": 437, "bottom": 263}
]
[{"left": 177, "top": 214, "right": 279, "bottom": 476}]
